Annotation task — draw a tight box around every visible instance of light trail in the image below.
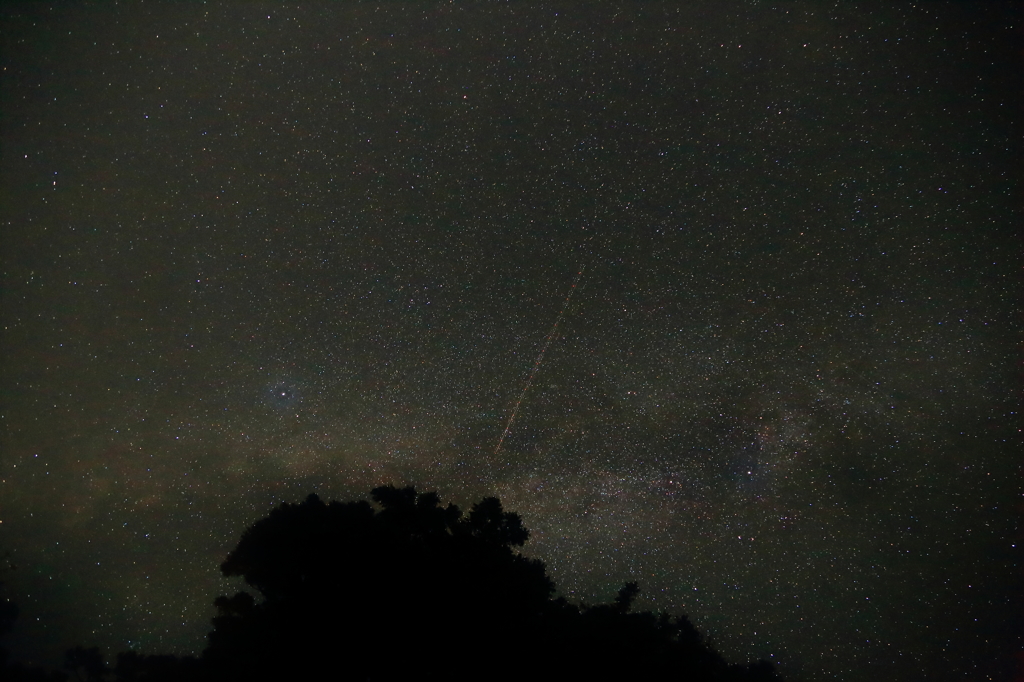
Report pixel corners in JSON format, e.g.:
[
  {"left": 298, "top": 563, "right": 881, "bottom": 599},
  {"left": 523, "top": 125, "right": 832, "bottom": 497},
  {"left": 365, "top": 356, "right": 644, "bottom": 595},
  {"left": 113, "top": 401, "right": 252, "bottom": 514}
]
[{"left": 493, "top": 265, "right": 586, "bottom": 457}]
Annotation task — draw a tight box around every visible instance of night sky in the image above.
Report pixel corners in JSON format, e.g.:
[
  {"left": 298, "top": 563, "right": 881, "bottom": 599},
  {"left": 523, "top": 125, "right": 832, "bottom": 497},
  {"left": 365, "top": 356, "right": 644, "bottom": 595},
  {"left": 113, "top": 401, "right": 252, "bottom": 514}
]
[{"left": 1, "top": 3, "right": 1020, "bottom": 680}]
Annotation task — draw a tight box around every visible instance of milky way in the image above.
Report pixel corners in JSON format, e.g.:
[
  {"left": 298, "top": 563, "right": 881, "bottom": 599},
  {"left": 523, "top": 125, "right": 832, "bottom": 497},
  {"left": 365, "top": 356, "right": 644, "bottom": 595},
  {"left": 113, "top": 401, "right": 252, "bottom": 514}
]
[{"left": 1, "top": 4, "right": 1019, "bottom": 680}]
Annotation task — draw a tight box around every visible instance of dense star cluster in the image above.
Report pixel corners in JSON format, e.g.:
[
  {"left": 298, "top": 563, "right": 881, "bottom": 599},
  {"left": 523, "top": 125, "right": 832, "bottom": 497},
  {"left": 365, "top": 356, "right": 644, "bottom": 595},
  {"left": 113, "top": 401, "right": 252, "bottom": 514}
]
[{"left": 1, "top": 3, "right": 1019, "bottom": 681}]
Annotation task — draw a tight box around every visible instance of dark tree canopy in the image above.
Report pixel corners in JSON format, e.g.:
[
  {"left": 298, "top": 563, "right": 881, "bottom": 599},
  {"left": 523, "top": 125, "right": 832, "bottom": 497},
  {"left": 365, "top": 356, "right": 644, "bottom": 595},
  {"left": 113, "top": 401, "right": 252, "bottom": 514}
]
[
  {"left": 202, "top": 486, "right": 782, "bottom": 682},
  {"left": 205, "top": 487, "right": 556, "bottom": 681},
  {"left": 1, "top": 487, "right": 783, "bottom": 681}
]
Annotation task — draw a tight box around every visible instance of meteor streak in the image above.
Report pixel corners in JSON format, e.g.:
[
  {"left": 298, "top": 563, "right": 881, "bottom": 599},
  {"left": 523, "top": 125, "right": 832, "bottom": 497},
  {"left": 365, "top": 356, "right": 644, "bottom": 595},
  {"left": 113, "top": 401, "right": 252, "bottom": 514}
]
[{"left": 493, "top": 266, "right": 586, "bottom": 457}]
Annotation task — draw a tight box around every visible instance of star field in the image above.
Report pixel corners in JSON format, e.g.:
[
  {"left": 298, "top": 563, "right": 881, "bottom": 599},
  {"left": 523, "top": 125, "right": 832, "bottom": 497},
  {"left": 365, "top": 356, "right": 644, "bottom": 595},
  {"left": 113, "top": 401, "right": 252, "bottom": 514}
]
[{"left": 1, "top": 4, "right": 1019, "bottom": 680}]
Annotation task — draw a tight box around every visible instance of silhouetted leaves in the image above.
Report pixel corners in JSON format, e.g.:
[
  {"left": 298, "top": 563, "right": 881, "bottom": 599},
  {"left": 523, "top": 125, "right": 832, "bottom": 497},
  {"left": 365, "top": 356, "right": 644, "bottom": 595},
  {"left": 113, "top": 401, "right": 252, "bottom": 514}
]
[
  {"left": 201, "top": 486, "right": 781, "bottom": 681},
  {"left": 3, "top": 487, "right": 783, "bottom": 682},
  {"left": 614, "top": 581, "right": 641, "bottom": 613},
  {"left": 205, "top": 486, "right": 560, "bottom": 680}
]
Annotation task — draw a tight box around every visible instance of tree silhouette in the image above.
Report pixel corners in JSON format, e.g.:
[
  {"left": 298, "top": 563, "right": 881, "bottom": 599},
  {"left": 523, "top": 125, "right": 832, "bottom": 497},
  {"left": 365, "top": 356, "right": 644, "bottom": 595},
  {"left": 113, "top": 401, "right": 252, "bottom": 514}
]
[
  {"left": 202, "top": 486, "right": 782, "bottom": 682},
  {"left": 4, "top": 487, "right": 782, "bottom": 681},
  {"left": 204, "top": 487, "right": 557, "bottom": 680}
]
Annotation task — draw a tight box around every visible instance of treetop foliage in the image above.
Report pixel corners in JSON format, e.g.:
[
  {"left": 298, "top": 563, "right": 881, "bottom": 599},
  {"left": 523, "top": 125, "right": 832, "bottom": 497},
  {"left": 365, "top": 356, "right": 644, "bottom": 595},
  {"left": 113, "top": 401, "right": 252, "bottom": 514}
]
[{"left": 1, "top": 486, "right": 783, "bottom": 682}]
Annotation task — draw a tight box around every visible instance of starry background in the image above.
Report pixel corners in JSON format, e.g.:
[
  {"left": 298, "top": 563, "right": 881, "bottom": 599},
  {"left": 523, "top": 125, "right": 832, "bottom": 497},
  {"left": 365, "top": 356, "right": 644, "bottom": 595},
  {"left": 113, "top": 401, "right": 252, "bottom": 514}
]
[{"left": 1, "top": 3, "right": 1020, "bottom": 680}]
